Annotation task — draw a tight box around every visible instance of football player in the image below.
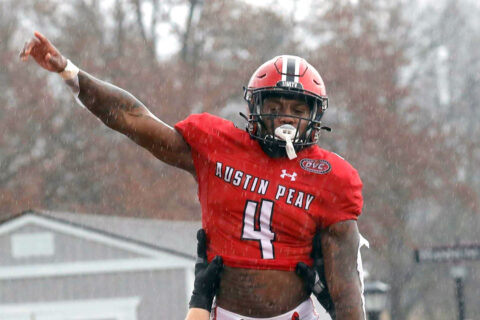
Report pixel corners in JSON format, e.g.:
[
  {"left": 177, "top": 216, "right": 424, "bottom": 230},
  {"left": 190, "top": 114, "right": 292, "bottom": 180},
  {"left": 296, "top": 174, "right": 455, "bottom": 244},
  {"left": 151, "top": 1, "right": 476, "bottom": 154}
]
[{"left": 20, "top": 31, "right": 368, "bottom": 320}]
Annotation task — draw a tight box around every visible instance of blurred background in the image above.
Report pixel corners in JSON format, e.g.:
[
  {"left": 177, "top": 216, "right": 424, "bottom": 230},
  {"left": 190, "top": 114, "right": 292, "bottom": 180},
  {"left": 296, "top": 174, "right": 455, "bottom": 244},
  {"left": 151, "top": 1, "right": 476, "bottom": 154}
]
[{"left": 0, "top": 0, "right": 479, "bottom": 319}]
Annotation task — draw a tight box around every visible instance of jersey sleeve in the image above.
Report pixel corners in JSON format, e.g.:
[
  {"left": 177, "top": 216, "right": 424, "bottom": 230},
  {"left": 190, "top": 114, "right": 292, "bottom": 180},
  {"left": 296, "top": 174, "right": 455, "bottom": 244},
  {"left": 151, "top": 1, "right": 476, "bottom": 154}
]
[
  {"left": 174, "top": 113, "right": 237, "bottom": 180},
  {"left": 319, "top": 163, "right": 363, "bottom": 229},
  {"left": 175, "top": 113, "right": 217, "bottom": 155}
]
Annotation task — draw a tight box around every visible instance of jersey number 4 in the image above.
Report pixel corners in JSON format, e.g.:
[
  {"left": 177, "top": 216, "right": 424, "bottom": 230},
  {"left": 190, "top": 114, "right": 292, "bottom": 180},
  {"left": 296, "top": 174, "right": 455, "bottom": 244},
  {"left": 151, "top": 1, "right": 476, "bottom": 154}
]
[{"left": 241, "top": 199, "right": 276, "bottom": 259}]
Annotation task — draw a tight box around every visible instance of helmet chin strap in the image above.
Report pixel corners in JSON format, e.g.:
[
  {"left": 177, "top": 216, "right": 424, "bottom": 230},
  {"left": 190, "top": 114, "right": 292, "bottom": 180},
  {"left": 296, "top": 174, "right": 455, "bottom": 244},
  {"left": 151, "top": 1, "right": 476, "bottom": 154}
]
[{"left": 275, "top": 124, "right": 297, "bottom": 160}]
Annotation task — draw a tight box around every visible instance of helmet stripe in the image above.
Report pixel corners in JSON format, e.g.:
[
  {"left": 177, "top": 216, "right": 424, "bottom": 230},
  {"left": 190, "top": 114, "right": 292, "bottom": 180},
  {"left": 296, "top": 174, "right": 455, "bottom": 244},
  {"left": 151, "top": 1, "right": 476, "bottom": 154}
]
[
  {"left": 281, "top": 56, "right": 288, "bottom": 81},
  {"left": 281, "top": 56, "right": 301, "bottom": 83},
  {"left": 294, "top": 57, "right": 300, "bottom": 82},
  {"left": 286, "top": 57, "right": 296, "bottom": 82}
]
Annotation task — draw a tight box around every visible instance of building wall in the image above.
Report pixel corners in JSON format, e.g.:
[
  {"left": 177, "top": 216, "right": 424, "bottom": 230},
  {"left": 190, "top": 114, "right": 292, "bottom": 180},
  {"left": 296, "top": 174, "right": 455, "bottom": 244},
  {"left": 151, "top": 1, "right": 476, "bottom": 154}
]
[
  {"left": 1, "top": 224, "right": 142, "bottom": 266},
  {"left": 0, "top": 268, "right": 189, "bottom": 320}
]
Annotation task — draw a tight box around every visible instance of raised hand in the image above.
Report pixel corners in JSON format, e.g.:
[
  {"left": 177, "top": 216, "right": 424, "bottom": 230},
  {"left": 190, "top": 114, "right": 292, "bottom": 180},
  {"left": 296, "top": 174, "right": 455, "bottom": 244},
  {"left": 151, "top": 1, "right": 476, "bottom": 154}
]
[
  {"left": 189, "top": 229, "right": 223, "bottom": 312},
  {"left": 19, "top": 31, "right": 67, "bottom": 72}
]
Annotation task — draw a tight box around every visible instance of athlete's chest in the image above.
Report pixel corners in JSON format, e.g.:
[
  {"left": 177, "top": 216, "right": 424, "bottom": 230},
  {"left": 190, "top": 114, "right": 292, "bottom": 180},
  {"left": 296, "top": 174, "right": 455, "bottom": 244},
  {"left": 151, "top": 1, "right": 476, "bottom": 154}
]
[{"left": 200, "top": 138, "right": 331, "bottom": 214}]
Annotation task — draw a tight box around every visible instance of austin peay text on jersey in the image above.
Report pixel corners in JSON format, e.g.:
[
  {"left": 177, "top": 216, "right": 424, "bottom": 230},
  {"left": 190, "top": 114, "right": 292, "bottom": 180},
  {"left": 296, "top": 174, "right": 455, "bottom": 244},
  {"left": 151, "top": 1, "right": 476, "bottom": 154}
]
[{"left": 215, "top": 161, "right": 315, "bottom": 211}]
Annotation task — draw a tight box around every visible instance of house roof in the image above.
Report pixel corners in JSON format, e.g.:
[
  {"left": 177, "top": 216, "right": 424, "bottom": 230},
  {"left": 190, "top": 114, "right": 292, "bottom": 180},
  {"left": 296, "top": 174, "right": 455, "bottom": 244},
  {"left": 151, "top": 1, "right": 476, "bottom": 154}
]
[
  {"left": 2, "top": 209, "right": 201, "bottom": 260},
  {"left": 0, "top": 210, "right": 202, "bottom": 280}
]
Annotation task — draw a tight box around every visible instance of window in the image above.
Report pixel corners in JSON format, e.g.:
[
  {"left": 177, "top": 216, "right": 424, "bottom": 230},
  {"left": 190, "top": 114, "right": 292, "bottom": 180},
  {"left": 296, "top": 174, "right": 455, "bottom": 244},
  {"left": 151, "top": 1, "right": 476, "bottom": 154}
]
[{"left": 11, "top": 232, "right": 55, "bottom": 258}]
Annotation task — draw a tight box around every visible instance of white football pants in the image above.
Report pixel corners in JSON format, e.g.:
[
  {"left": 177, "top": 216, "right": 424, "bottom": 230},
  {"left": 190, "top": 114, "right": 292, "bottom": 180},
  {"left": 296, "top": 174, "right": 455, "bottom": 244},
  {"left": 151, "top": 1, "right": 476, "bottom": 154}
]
[{"left": 212, "top": 298, "right": 320, "bottom": 320}]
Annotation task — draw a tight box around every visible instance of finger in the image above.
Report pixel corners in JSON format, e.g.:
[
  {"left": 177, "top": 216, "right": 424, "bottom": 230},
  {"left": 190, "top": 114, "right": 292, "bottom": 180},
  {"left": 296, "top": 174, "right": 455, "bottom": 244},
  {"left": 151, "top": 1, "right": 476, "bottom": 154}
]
[
  {"left": 211, "top": 255, "right": 223, "bottom": 268},
  {"left": 196, "top": 229, "right": 207, "bottom": 260},
  {"left": 45, "top": 52, "right": 57, "bottom": 66},
  {"left": 19, "top": 41, "right": 29, "bottom": 59},
  {"left": 34, "top": 31, "right": 48, "bottom": 44},
  {"left": 311, "top": 232, "right": 323, "bottom": 259},
  {"left": 20, "top": 40, "right": 36, "bottom": 59},
  {"left": 206, "top": 256, "right": 223, "bottom": 275},
  {"left": 24, "top": 38, "right": 40, "bottom": 57},
  {"left": 295, "top": 262, "right": 311, "bottom": 279}
]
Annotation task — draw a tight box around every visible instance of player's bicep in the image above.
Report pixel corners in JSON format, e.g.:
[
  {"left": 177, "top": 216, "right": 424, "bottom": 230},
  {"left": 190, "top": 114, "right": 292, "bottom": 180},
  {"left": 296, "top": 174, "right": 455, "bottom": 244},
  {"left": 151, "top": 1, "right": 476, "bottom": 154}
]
[
  {"left": 123, "top": 112, "right": 194, "bottom": 173},
  {"left": 321, "top": 220, "right": 364, "bottom": 318}
]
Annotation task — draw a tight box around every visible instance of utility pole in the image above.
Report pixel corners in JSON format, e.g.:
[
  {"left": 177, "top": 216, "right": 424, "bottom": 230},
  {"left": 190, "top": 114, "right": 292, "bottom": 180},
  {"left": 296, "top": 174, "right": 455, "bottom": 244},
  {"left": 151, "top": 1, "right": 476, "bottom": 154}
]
[
  {"left": 415, "top": 244, "right": 480, "bottom": 320},
  {"left": 450, "top": 266, "right": 467, "bottom": 320}
]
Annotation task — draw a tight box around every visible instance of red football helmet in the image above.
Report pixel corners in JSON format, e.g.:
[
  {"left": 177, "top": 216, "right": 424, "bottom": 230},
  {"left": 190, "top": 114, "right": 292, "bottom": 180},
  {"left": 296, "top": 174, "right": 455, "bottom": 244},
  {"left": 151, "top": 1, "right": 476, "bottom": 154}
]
[{"left": 243, "top": 55, "right": 329, "bottom": 157}]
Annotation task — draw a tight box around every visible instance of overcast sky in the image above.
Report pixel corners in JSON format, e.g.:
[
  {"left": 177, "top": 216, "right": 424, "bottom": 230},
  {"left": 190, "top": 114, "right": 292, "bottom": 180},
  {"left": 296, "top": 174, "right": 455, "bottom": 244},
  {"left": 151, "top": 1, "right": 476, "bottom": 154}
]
[{"left": 154, "top": 0, "right": 316, "bottom": 57}]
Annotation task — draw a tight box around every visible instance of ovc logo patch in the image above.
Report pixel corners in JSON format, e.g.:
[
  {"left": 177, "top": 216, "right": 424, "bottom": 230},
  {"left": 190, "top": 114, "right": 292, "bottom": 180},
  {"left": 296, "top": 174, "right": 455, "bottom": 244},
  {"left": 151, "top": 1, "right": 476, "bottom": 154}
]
[{"left": 300, "top": 159, "right": 331, "bottom": 174}]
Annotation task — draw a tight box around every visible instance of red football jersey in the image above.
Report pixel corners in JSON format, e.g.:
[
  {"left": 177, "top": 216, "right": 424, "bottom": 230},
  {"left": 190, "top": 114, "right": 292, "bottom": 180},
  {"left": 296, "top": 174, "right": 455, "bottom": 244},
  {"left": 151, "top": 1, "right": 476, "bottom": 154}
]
[{"left": 175, "top": 113, "right": 363, "bottom": 271}]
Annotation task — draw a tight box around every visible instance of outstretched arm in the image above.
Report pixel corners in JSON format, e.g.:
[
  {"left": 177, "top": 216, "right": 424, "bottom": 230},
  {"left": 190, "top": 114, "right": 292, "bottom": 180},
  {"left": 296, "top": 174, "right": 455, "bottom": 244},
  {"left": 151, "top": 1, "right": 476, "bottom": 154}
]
[
  {"left": 321, "top": 220, "right": 365, "bottom": 320},
  {"left": 75, "top": 70, "right": 193, "bottom": 172},
  {"left": 20, "top": 31, "right": 194, "bottom": 173}
]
